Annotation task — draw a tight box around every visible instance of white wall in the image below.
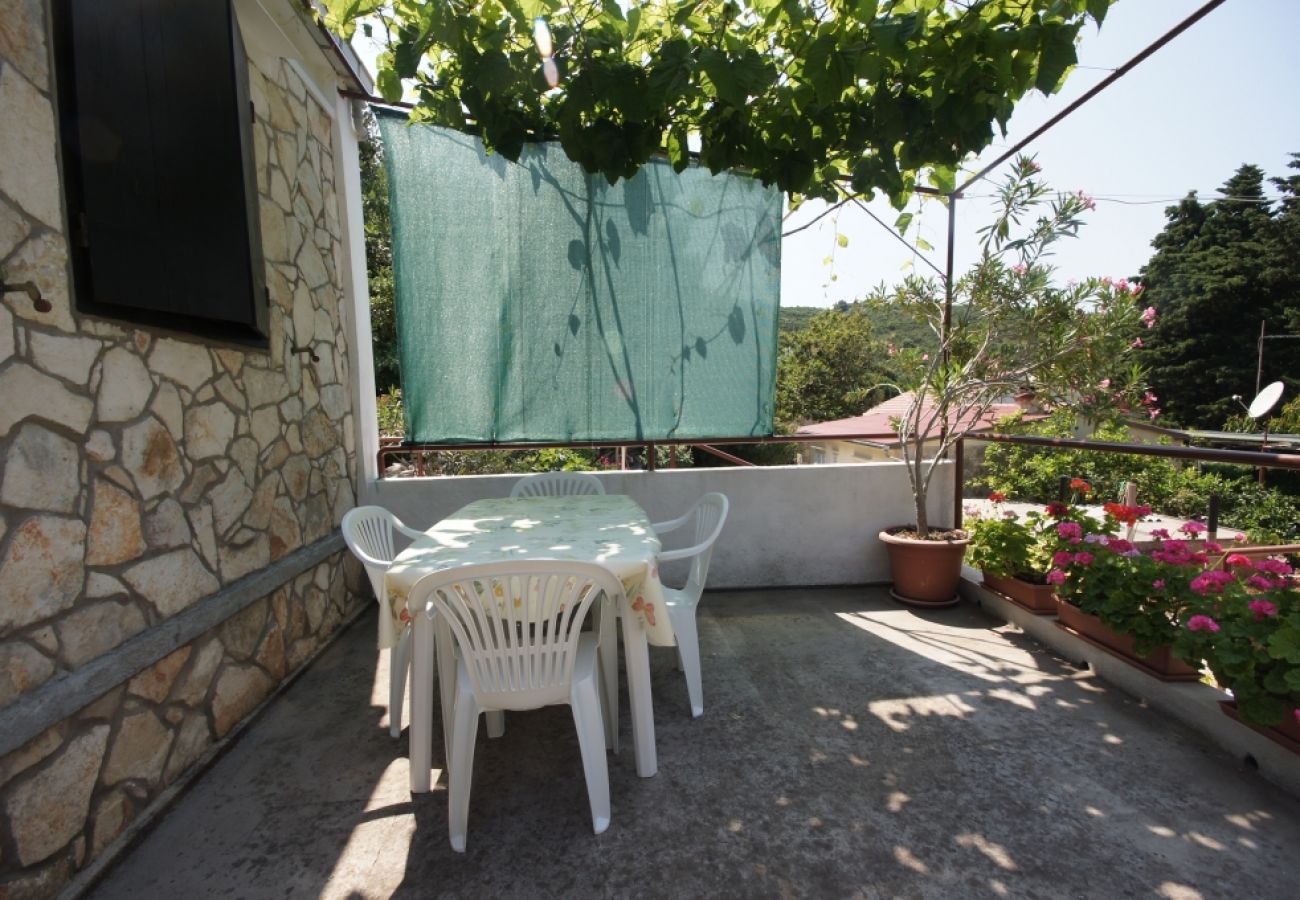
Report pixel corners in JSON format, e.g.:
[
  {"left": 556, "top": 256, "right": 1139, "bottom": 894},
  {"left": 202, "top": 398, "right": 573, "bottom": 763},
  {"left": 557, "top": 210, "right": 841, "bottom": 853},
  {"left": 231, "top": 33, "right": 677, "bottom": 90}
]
[{"left": 370, "top": 461, "right": 955, "bottom": 588}]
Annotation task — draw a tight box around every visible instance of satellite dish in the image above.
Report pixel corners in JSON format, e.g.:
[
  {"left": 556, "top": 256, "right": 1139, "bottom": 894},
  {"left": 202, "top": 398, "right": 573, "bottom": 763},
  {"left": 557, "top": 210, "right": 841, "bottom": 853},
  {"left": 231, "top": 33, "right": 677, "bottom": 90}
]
[{"left": 1248, "top": 381, "right": 1284, "bottom": 419}]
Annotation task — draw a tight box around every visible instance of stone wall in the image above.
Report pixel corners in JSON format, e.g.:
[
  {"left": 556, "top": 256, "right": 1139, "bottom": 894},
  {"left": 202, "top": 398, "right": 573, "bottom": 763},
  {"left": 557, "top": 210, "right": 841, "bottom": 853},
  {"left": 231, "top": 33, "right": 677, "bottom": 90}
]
[{"left": 0, "top": 5, "right": 366, "bottom": 895}]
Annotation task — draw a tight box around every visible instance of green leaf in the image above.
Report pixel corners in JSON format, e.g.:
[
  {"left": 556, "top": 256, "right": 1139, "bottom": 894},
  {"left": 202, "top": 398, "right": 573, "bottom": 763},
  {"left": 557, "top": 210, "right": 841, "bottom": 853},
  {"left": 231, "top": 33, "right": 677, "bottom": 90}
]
[
  {"left": 916, "top": 237, "right": 934, "bottom": 252},
  {"left": 666, "top": 127, "right": 690, "bottom": 173},
  {"left": 376, "top": 67, "right": 404, "bottom": 103},
  {"left": 700, "top": 49, "right": 747, "bottom": 107},
  {"left": 837, "top": 233, "right": 849, "bottom": 248},
  {"left": 1086, "top": 0, "right": 1110, "bottom": 25},
  {"left": 1035, "top": 24, "right": 1078, "bottom": 94},
  {"left": 895, "top": 212, "right": 914, "bottom": 233}
]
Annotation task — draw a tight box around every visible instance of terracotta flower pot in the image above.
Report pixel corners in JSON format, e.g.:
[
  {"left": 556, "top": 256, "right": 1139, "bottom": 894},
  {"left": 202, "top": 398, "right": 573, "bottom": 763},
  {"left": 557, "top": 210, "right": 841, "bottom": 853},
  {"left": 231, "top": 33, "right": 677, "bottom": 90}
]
[
  {"left": 879, "top": 528, "right": 970, "bottom": 608},
  {"left": 1219, "top": 701, "right": 1300, "bottom": 756},
  {"left": 982, "top": 572, "right": 1058, "bottom": 615},
  {"left": 1055, "top": 599, "right": 1200, "bottom": 682}
]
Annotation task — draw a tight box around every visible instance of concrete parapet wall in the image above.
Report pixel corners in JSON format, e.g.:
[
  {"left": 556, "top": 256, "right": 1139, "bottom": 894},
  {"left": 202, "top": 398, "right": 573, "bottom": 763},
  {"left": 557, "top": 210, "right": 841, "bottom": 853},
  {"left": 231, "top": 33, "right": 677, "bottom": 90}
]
[{"left": 370, "top": 461, "right": 956, "bottom": 588}]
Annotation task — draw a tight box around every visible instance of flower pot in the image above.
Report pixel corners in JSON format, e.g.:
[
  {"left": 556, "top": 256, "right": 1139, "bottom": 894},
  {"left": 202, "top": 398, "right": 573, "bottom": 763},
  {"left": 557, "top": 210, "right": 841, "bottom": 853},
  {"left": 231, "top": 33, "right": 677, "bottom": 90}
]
[
  {"left": 879, "top": 528, "right": 970, "bottom": 608},
  {"left": 982, "top": 573, "right": 1059, "bottom": 615},
  {"left": 1219, "top": 701, "right": 1300, "bottom": 756},
  {"left": 1055, "top": 600, "right": 1201, "bottom": 682}
]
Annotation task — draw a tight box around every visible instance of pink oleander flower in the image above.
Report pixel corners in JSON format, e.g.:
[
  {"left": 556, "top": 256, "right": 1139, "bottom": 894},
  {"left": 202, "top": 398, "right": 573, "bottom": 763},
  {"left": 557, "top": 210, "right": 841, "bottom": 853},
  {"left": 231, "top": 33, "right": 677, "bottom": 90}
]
[
  {"left": 1052, "top": 550, "right": 1073, "bottom": 567},
  {"left": 1098, "top": 378, "right": 1111, "bottom": 389},
  {"left": 1077, "top": 190, "right": 1096, "bottom": 211},
  {"left": 1046, "top": 569, "right": 1067, "bottom": 585},
  {"left": 1225, "top": 553, "right": 1253, "bottom": 568},
  {"left": 1141, "top": 306, "right": 1157, "bottom": 328},
  {"left": 1143, "top": 391, "right": 1158, "bottom": 406},
  {"left": 1294, "top": 709, "right": 1300, "bottom": 725},
  {"left": 1190, "top": 571, "right": 1235, "bottom": 595},
  {"left": 1132, "top": 337, "right": 1143, "bottom": 348},
  {"left": 1057, "top": 521, "right": 1083, "bottom": 541},
  {"left": 1248, "top": 599, "right": 1279, "bottom": 621},
  {"left": 1180, "top": 521, "right": 1207, "bottom": 536},
  {"left": 1072, "top": 551, "right": 1095, "bottom": 566},
  {"left": 1152, "top": 579, "right": 1166, "bottom": 590},
  {"left": 1187, "top": 615, "right": 1221, "bottom": 633},
  {"left": 1012, "top": 263, "right": 1027, "bottom": 275},
  {"left": 1149, "top": 408, "right": 1161, "bottom": 420}
]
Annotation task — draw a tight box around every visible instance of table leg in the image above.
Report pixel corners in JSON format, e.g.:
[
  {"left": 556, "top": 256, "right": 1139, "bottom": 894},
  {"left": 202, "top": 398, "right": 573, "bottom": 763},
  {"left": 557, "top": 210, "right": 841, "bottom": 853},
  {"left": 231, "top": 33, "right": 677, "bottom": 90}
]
[
  {"left": 410, "top": 608, "right": 435, "bottom": 793},
  {"left": 619, "top": 595, "right": 657, "bottom": 777}
]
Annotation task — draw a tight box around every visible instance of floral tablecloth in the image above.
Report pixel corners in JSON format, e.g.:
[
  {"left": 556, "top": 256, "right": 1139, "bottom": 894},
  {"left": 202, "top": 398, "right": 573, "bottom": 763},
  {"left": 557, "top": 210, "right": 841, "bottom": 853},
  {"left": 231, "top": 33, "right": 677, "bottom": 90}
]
[{"left": 383, "top": 495, "right": 671, "bottom": 647}]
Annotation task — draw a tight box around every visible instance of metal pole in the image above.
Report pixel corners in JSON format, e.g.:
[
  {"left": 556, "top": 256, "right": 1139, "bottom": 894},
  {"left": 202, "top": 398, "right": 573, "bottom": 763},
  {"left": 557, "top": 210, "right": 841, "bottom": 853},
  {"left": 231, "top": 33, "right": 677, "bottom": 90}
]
[
  {"left": 1257, "top": 319, "right": 1266, "bottom": 397},
  {"left": 953, "top": 438, "right": 964, "bottom": 529}
]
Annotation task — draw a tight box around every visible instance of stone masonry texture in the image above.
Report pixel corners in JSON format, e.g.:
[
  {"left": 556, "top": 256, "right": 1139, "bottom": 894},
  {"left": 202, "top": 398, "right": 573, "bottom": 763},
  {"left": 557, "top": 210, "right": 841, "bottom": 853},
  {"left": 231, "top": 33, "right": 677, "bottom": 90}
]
[{"left": 0, "top": 4, "right": 367, "bottom": 896}]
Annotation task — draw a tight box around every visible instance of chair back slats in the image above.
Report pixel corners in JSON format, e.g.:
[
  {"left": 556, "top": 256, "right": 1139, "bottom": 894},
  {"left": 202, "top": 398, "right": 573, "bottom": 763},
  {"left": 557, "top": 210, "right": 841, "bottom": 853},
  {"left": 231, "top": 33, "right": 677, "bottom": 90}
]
[
  {"left": 413, "top": 561, "right": 623, "bottom": 707},
  {"left": 509, "top": 471, "right": 606, "bottom": 499},
  {"left": 342, "top": 506, "right": 401, "bottom": 597},
  {"left": 685, "top": 493, "right": 729, "bottom": 598}
]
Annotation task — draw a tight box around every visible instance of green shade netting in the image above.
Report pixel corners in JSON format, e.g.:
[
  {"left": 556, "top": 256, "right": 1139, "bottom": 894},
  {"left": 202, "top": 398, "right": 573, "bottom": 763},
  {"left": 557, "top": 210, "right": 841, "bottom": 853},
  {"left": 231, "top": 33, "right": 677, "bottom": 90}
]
[{"left": 375, "top": 109, "right": 782, "bottom": 444}]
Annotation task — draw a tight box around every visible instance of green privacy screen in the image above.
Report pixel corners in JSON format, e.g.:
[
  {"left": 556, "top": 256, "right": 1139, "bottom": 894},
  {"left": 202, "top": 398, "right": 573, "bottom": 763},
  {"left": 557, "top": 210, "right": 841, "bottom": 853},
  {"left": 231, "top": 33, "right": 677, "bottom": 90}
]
[{"left": 375, "top": 109, "right": 782, "bottom": 444}]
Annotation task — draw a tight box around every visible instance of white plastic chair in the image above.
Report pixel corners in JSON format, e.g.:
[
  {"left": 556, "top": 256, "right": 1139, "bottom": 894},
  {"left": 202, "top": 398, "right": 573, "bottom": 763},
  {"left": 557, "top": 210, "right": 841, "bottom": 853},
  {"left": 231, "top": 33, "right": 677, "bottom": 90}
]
[
  {"left": 652, "top": 493, "right": 729, "bottom": 718},
  {"left": 342, "top": 506, "right": 425, "bottom": 737},
  {"left": 509, "top": 471, "right": 606, "bottom": 499},
  {"left": 407, "top": 560, "right": 622, "bottom": 852}
]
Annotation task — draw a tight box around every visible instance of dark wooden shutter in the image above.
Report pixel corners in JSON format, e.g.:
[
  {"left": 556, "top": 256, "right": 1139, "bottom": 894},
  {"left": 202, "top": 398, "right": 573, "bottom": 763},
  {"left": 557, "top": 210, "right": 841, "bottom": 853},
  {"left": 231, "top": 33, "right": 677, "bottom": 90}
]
[{"left": 55, "top": 0, "right": 268, "bottom": 344}]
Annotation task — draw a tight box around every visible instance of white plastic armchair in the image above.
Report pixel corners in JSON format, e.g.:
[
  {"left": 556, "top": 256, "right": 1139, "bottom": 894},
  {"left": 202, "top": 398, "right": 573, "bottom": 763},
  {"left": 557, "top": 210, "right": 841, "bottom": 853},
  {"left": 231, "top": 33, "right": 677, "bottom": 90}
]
[
  {"left": 509, "top": 471, "right": 606, "bottom": 499},
  {"left": 407, "top": 560, "right": 623, "bottom": 852},
  {"left": 652, "top": 492, "right": 730, "bottom": 717},
  {"left": 341, "top": 506, "right": 425, "bottom": 737}
]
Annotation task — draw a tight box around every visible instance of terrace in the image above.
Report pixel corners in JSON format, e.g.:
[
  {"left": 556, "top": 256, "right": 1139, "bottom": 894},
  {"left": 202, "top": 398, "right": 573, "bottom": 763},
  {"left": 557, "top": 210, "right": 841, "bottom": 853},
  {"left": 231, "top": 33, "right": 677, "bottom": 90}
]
[
  {"left": 5, "top": 2, "right": 1300, "bottom": 898},
  {"left": 68, "top": 464, "right": 1300, "bottom": 898},
  {"left": 85, "top": 584, "right": 1300, "bottom": 898}
]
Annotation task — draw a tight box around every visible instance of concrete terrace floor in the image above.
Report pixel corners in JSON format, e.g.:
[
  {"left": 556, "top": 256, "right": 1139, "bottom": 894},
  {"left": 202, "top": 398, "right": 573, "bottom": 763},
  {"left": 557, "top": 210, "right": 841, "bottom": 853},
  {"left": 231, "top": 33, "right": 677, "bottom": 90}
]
[{"left": 87, "top": 588, "right": 1300, "bottom": 900}]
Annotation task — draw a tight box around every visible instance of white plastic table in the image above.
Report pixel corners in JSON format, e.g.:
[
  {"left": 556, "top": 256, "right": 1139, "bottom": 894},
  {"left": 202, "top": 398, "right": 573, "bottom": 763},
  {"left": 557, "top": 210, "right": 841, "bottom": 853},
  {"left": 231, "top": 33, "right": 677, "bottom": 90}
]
[{"left": 385, "top": 495, "right": 667, "bottom": 790}]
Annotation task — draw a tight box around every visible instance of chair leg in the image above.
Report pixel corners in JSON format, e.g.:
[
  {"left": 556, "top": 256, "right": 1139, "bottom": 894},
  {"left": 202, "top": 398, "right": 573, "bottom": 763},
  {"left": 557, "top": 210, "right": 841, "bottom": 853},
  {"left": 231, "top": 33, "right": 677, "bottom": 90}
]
[
  {"left": 570, "top": 677, "right": 611, "bottom": 834},
  {"left": 447, "top": 685, "right": 481, "bottom": 853},
  {"left": 390, "top": 627, "right": 413, "bottom": 738},
  {"left": 594, "top": 601, "right": 618, "bottom": 751},
  {"left": 485, "top": 710, "right": 506, "bottom": 738},
  {"left": 668, "top": 605, "right": 703, "bottom": 717}
]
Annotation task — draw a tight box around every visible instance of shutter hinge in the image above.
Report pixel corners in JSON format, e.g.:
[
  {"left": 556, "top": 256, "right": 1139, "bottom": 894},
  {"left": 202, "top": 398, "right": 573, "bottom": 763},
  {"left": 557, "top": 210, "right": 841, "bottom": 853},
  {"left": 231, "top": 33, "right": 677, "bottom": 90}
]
[
  {"left": 265, "top": 286, "right": 271, "bottom": 308},
  {"left": 250, "top": 100, "right": 256, "bottom": 124},
  {"left": 76, "top": 211, "right": 90, "bottom": 248}
]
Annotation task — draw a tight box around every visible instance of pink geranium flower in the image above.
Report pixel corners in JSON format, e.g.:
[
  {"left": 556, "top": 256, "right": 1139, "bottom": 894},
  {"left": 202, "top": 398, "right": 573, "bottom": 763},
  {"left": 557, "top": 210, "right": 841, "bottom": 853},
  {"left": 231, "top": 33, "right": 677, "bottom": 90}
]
[
  {"left": 1248, "top": 599, "right": 1279, "bottom": 621},
  {"left": 1057, "top": 522, "right": 1082, "bottom": 541},
  {"left": 1052, "top": 550, "right": 1073, "bottom": 567},
  {"left": 1187, "top": 615, "right": 1221, "bottom": 633},
  {"left": 1046, "top": 569, "right": 1067, "bottom": 585},
  {"left": 1225, "top": 553, "right": 1253, "bottom": 568},
  {"left": 1072, "top": 551, "right": 1095, "bottom": 566},
  {"left": 1190, "top": 571, "right": 1234, "bottom": 595},
  {"left": 1180, "top": 521, "right": 1207, "bottom": 536}
]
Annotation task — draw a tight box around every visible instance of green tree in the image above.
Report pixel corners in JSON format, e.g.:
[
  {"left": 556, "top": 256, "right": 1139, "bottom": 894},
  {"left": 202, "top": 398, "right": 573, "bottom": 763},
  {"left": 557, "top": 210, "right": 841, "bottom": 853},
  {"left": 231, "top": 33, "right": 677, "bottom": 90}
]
[
  {"left": 326, "top": 0, "right": 1113, "bottom": 205},
  {"left": 1139, "top": 160, "right": 1300, "bottom": 427},
  {"left": 359, "top": 118, "right": 400, "bottom": 393},
  {"left": 776, "top": 305, "right": 889, "bottom": 427}
]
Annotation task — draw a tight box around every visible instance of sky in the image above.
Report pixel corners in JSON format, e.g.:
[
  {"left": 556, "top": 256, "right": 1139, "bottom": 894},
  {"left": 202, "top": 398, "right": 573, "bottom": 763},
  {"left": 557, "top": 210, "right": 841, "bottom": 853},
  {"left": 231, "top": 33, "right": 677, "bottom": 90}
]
[
  {"left": 353, "top": 0, "right": 1300, "bottom": 308},
  {"left": 783, "top": 0, "right": 1300, "bottom": 307}
]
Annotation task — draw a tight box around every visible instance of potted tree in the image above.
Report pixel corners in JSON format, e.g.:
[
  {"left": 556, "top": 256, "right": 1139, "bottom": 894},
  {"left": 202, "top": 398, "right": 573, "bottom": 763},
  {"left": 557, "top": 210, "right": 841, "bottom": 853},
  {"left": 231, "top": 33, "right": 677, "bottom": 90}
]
[{"left": 872, "top": 157, "right": 1148, "bottom": 606}]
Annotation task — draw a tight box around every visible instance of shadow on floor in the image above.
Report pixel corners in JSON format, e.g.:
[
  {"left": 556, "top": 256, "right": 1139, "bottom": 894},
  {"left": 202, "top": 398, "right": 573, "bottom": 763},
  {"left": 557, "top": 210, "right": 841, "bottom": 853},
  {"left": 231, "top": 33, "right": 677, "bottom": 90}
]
[{"left": 88, "top": 588, "right": 1300, "bottom": 899}]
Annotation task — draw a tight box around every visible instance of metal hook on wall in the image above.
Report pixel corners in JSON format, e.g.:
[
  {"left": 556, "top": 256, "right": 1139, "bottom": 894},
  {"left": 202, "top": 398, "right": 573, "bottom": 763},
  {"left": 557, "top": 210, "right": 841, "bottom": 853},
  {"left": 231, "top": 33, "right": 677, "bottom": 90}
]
[
  {"left": 291, "top": 344, "right": 320, "bottom": 363},
  {"left": 1, "top": 281, "right": 52, "bottom": 313}
]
